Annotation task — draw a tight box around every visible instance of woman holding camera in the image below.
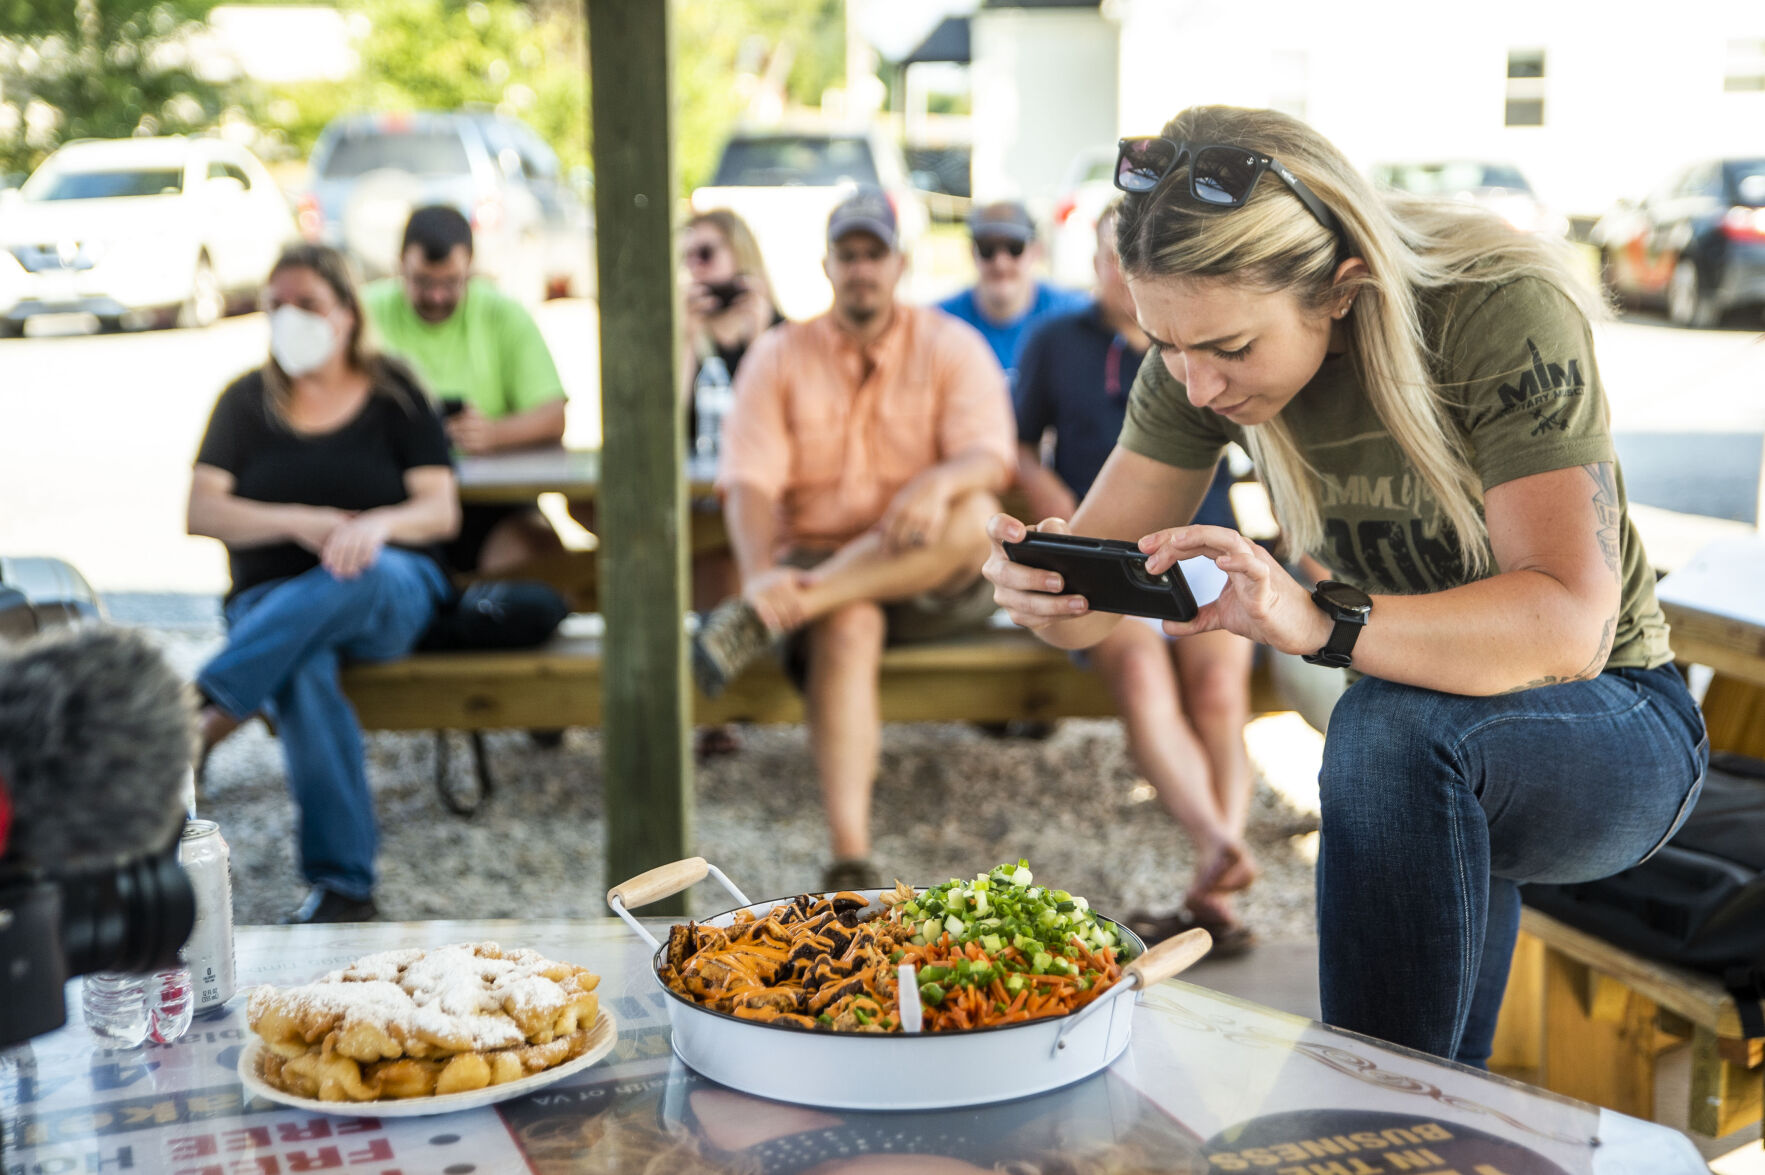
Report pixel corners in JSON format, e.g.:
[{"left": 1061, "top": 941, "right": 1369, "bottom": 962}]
[
  {"left": 983, "top": 106, "right": 1707, "bottom": 1065},
  {"left": 188, "top": 244, "right": 458, "bottom": 925},
  {"left": 675, "top": 210, "right": 785, "bottom": 757},
  {"left": 680, "top": 209, "right": 785, "bottom": 450}
]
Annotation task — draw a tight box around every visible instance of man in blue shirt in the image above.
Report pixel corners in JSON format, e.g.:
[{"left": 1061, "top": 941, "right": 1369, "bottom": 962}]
[
  {"left": 937, "top": 200, "right": 1088, "bottom": 389},
  {"left": 1015, "top": 201, "right": 1258, "bottom": 956}
]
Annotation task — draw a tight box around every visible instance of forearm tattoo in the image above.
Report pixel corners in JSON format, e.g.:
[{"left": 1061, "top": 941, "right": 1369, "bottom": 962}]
[{"left": 1585, "top": 462, "right": 1621, "bottom": 580}]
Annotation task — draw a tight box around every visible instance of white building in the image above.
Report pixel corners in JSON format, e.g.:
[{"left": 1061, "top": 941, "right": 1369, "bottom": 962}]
[
  {"left": 966, "top": 0, "right": 1765, "bottom": 220},
  {"left": 969, "top": 1, "right": 1119, "bottom": 204}
]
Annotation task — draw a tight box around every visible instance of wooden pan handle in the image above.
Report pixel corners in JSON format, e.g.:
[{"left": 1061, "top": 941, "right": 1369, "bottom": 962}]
[
  {"left": 607, "top": 857, "right": 708, "bottom": 911},
  {"left": 1123, "top": 927, "right": 1212, "bottom": 989}
]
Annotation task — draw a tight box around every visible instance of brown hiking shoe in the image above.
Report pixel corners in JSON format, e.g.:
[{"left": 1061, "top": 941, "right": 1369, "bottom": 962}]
[{"left": 691, "top": 596, "right": 773, "bottom": 697}]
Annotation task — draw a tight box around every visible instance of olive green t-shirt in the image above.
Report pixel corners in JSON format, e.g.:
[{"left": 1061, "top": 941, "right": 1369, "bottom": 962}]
[
  {"left": 362, "top": 278, "right": 565, "bottom": 419},
  {"left": 1118, "top": 275, "right": 1671, "bottom": 672}
]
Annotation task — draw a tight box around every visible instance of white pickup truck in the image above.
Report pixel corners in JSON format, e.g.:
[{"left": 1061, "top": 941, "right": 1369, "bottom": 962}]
[{"left": 691, "top": 126, "right": 931, "bottom": 320}]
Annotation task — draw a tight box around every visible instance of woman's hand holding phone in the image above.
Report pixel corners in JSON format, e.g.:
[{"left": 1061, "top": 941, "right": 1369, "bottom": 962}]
[
  {"left": 982, "top": 514, "right": 1091, "bottom": 633},
  {"left": 1139, "top": 526, "right": 1330, "bottom": 654}
]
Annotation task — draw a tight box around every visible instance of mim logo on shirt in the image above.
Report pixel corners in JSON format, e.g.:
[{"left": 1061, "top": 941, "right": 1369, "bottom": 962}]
[
  {"left": 1319, "top": 472, "right": 1435, "bottom": 518},
  {"left": 1493, "top": 339, "right": 1585, "bottom": 436}
]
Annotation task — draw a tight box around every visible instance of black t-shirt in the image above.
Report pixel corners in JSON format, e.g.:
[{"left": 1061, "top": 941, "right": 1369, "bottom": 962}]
[
  {"left": 194, "top": 364, "right": 453, "bottom": 599},
  {"left": 687, "top": 311, "right": 786, "bottom": 451}
]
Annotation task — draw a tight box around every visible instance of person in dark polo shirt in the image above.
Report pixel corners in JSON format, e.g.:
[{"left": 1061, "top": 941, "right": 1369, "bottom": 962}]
[{"left": 1014, "top": 201, "right": 1257, "bottom": 955}]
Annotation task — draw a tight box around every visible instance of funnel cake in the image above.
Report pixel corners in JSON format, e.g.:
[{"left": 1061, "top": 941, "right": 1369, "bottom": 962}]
[{"left": 247, "top": 941, "right": 601, "bottom": 1102}]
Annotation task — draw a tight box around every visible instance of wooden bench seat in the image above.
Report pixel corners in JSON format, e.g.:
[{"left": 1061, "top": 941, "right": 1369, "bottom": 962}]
[
  {"left": 338, "top": 622, "right": 1286, "bottom": 814},
  {"left": 340, "top": 623, "right": 1284, "bottom": 732},
  {"left": 1492, "top": 906, "right": 1763, "bottom": 1139}
]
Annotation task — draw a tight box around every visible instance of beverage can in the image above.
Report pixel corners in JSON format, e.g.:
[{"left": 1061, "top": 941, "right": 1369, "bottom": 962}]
[{"left": 178, "top": 820, "right": 236, "bottom": 1016}]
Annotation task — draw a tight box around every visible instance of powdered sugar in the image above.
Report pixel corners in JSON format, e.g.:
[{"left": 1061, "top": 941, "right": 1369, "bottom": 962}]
[{"left": 249, "top": 941, "right": 586, "bottom": 1052}]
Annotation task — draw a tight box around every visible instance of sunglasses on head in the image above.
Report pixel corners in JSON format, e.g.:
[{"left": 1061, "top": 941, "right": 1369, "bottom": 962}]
[
  {"left": 1113, "top": 137, "right": 1342, "bottom": 241},
  {"left": 975, "top": 238, "right": 1026, "bottom": 261}
]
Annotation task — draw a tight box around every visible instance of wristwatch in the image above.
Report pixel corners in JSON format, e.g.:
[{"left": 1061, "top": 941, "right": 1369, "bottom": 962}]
[{"left": 1302, "top": 580, "right": 1373, "bottom": 669}]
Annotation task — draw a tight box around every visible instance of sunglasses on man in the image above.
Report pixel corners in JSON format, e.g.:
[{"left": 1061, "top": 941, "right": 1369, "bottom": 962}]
[
  {"left": 975, "top": 238, "right": 1026, "bottom": 261},
  {"left": 1113, "top": 137, "right": 1343, "bottom": 241}
]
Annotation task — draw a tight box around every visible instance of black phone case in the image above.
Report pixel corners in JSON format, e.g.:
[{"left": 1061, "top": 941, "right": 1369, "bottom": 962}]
[{"left": 1002, "top": 532, "right": 1199, "bottom": 623}]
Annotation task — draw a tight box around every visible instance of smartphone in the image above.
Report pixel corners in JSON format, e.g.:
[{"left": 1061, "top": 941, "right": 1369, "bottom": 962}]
[
  {"left": 438, "top": 396, "right": 467, "bottom": 419},
  {"left": 704, "top": 278, "right": 746, "bottom": 311},
  {"left": 1002, "top": 531, "right": 1199, "bottom": 623}
]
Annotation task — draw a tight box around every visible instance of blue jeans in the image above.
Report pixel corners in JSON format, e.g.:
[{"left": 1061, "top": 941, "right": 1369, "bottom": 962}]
[
  {"left": 1317, "top": 664, "right": 1708, "bottom": 1066},
  {"left": 198, "top": 550, "right": 450, "bottom": 900}
]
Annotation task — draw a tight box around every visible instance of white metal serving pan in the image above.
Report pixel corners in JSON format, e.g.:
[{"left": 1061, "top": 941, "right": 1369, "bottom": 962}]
[{"left": 608, "top": 858, "right": 1211, "bottom": 1110}]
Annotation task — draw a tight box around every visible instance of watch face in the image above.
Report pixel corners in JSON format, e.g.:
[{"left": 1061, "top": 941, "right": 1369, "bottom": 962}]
[{"left": 1317, "top": 581, "right": 1372, "bottom": 616}]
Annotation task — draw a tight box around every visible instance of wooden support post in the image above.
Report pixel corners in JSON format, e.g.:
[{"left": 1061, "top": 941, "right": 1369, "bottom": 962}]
[
  {"left": 1690, "top": 1026, "right": 1765, "bottom": 1139},
  {"left": 1490, "top": 930, "right": 1543, "bottom": 1083},
  {"left": 586, "top": 0, "right": 691, "bottom": 913},
  {"left": 1540, "top": 950, "right": 1658, "bottom": 1120}
]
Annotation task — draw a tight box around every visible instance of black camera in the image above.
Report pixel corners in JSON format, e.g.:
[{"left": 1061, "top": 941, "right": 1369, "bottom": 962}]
[
  {"left": 704, "top": 278, "right": 747, "bottom": 311},
  {"left": 0, "top": 848, "right": 194, "bottom": 1047},
  {"left": 0, "top": 580, "right": 199, "bottom": 1049}
]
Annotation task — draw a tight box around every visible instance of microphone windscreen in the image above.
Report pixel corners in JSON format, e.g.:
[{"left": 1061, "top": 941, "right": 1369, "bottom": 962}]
[{"left": 0, "top": 625, "right": 196, "bottom": 873}]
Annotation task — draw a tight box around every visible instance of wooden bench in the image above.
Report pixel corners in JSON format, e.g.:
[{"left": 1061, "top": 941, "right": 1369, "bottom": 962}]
[
  {"left": 1491, "top": 907, "right": 1762, "bottom": 1139},
  {"left": 339, "top": 623, "right": 1285, "bottom": 812},
  {"left": 1485, "top": 540, "right": 1765, "bottom": 1140}
]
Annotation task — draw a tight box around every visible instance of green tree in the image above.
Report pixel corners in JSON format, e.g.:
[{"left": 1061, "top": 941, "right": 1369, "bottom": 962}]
[
  {"left": 248, "top": 0, "right": 589, "bottom": 173},
  {"left": 671, "top": 0, "right": 843, "bottom": 194},
  {"left": 0, "top": 0, "right": 226, "bottom": 176}
]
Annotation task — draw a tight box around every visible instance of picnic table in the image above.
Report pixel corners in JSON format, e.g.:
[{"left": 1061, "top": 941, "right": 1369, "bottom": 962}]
[
  {"left": 454, "top": 448, "right": 718, "bottom": 507},
  {"left": 3, "top": 916, "right": 1712, "bottom": 1172}
]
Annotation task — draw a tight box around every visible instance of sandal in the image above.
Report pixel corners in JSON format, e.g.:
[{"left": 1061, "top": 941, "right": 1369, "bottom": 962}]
[
  {"left": 1122, "top": 909, "right": 1257, "bottom": 959},
  {"left": 694, "top": 724, "right": 744, "bottom": 760}
]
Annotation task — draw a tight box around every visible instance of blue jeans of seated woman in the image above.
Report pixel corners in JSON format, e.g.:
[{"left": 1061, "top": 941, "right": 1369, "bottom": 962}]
[
  {"left": 197, "top": 549, "right": 450, "bottom": 901},
  {"left": 1318, "top": 664, "right": 1707, "bottom": 1067}
]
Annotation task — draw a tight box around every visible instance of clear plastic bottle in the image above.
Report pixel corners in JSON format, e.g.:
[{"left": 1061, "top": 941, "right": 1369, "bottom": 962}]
[
  {"left": 693, "top": 355, "right": 733, "bottom": 462},
  {"left": 147, "top": 966, "right": 193, "bottom": 1043},
  {"left": 82, "top": 973, "right": 149, "bottom": 1048},
  {"left": 82, "top": 965, "right": 192, "bottom": 1047}
]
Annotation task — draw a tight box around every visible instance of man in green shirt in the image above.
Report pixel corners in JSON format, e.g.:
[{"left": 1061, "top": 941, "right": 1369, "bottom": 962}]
[{"left": 363, "top": 205, "right": 569, "bottom": 573}]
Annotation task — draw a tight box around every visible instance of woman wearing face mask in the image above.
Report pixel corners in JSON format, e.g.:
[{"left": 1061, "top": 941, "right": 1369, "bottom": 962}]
[
  {"left": 982, "top": 106, "right": 1708, "bottom": 1066},
  {"left": 187, "top": 244, "right": 459, "bottom": 925}
]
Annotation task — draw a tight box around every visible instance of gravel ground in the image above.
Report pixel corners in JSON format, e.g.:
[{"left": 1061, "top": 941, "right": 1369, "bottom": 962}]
[{"left": 145, "top": 624, "right": 1325, "bottom": 937}]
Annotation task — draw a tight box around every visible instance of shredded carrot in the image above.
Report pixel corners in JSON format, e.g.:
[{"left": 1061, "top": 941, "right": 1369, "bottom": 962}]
[{"left": 896, "top": 924, "right": 1126, "bottom": 1033}]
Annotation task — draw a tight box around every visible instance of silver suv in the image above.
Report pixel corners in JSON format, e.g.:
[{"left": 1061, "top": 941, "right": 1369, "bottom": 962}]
[{"left": 299, "top": 110, "right": 594, "bottom": 303}]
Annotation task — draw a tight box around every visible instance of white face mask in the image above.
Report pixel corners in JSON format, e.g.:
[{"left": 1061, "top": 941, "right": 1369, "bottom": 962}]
[{"left": 268, "top": 305, "right": 340, "bottom": 377}]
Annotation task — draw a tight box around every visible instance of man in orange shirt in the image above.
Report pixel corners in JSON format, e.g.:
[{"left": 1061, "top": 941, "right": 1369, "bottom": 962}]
[{"left": 695, "top": 188, "right": 1015, "bottom": 892}]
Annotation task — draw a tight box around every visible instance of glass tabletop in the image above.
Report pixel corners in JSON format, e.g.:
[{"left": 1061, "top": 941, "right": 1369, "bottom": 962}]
[{"left": 0, "top": 919, "right": 1707, "bottom": 1174}]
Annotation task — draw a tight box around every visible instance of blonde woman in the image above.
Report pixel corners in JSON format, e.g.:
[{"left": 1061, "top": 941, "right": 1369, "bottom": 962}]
[
  {"left": 679, "top": 208, "right": 784, "bottom": 435},
  {"left": 188, "top": 244, "right": 458, "bottom": 924},
  {"left": 982, "top": 106, "right": 1707, "bottom": 1065}
]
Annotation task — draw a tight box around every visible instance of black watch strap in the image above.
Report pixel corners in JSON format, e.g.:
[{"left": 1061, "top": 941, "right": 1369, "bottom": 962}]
[{"left": 1302, "top": 581, "right": 1370, "bottom": 669}]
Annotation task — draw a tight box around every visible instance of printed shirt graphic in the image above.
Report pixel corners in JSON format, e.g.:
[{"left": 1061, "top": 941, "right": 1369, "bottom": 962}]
[{"left": 1118, "top": 275, "right": 1671, "bottom": 672}]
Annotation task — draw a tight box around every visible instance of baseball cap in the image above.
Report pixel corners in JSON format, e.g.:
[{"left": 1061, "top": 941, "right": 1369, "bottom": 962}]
[
  {"left": 967, "top": 200, "right": 1036, "bottom": 243},
  {"left": 827, "top": 186, "right": 898, "bottom": 250}
]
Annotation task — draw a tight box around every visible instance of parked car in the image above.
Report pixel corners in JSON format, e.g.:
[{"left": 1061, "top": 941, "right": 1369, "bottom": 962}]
[
  {"left": 0, "top": 136, "right": 297, "bottom": 337},
  {"left": 691, "top": 122, "right": 930, "bottom": 320},
  {"left": 1591, "top": 158, "right": 1765, "bottom": 328},
  {"left": 299, "top": 110, "right": 595, "bottom": 304},
  {"left": 1048, "top": 145, "right": 1117, "bottom": 290},
  {"left": 0, "top": 555, "right": 103, "bottom": 641},
  {"left": 1369, "top": 160, "right": 1569, "bottom": 238}
]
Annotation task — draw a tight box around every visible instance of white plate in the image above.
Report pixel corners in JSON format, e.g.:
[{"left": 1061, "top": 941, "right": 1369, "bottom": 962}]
[{"left": 237, "top": 1010, "right": 618, "bottom": 1118}]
